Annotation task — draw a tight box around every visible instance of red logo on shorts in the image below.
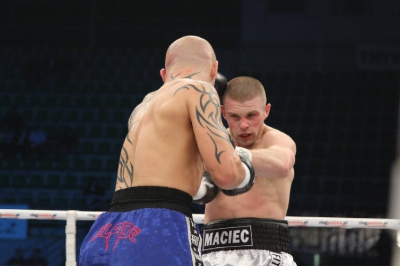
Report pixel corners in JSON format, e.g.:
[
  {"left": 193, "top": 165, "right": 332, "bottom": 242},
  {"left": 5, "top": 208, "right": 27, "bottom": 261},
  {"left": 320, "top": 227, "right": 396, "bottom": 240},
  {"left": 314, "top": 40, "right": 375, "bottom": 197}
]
[{"left": 90, "top": 222, "right": 142, "bottom": 251}]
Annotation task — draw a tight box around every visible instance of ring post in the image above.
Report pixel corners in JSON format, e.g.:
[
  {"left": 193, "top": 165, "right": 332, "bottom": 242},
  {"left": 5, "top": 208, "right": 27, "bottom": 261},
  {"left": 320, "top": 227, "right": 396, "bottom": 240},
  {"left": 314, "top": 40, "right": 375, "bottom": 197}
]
[{"left": 66, "top": 210, "right": 77, "bottom": 266}]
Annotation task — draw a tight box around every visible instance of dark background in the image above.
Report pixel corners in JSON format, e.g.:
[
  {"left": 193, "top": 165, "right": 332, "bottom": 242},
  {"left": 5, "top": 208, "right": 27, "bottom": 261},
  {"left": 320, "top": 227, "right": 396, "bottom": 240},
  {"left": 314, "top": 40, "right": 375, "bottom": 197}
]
[{"left": 0, "top": 0, "right": 399, "bottom": 265}]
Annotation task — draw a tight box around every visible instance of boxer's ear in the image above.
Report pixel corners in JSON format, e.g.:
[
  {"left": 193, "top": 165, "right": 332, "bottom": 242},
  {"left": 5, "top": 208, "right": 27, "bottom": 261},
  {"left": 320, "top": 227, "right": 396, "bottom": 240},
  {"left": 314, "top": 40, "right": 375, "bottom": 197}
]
[
  {"left": 221, "top": 105, "right": 227, "bottom": 119},
  {"left": 211, "top": 61, "right": 218, "bottom": 81},
  {"left": 160, "top": 68, "right": 167, "bottom": 82},
  {"left": 265, "top": 103, "right": 271, "bottom": 119}
]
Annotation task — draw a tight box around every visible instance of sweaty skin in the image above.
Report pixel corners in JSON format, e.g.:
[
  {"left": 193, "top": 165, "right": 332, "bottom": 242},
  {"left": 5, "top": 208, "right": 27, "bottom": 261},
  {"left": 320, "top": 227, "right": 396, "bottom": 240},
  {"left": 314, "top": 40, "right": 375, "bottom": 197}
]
[{"left": 205, "top": 96, "right": 296, "bottom": 222}]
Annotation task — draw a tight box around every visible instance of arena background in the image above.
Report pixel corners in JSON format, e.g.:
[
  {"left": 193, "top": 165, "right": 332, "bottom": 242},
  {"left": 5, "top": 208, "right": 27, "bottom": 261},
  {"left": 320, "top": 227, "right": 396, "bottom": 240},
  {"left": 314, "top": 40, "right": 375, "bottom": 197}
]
[{"left": 0, "top": 0, "right": 399, "bottom": 265}]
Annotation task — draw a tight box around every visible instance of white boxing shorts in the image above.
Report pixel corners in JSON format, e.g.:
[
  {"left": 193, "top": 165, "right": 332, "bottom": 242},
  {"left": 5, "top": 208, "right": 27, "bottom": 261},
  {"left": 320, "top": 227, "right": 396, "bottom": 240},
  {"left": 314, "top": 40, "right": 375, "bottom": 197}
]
[{"left": 201, "top": 218, "right": 297, "bottom": 266}]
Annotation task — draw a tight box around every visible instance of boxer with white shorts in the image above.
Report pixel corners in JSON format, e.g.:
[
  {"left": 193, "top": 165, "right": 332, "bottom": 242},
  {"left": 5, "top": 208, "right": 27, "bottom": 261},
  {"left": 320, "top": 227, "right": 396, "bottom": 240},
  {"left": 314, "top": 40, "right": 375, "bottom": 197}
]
[
  {"left": 196, "top": 77, "right": 297, "bottom": 266},
  {"left": 202, "top": 218, "right": 295, "bottom": 266}
]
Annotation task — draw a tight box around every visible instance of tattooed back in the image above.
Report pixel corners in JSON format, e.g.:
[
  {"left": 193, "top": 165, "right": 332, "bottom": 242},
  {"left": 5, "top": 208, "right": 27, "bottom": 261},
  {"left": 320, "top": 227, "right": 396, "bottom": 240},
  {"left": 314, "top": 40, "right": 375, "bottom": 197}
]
[{"left": 115, "top": 78, "right": 237, "bottom": 197}]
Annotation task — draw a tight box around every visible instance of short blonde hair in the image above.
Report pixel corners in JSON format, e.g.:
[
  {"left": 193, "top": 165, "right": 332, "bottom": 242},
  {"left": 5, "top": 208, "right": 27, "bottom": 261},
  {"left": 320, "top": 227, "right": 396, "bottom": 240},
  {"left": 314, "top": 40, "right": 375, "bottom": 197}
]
[{"left": 222, "top": 76, "right": 266, "bottom": 104}]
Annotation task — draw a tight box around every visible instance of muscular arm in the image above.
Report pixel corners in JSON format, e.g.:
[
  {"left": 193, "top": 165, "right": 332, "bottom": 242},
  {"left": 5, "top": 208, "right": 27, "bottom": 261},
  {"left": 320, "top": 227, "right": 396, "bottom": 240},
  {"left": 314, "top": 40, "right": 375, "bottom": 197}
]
[
  {"left": 175, "top": 80, "right": 246, "bottom": 189},
  {"left": 250, "top": 131, "right": 296, "bottom": 179}
]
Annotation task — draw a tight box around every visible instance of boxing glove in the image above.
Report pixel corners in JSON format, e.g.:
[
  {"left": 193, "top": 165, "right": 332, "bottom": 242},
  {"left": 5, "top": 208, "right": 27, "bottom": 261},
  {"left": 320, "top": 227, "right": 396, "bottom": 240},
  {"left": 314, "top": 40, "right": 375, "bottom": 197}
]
[
  {"left": 221, "top": 147, "right": 255, "bottom": 196},
  {"left": 193, "top": 171, "right": 219, "bottom": 204},
  {"left": 215, "top": 72, "right": 227, "bottom": 99}
]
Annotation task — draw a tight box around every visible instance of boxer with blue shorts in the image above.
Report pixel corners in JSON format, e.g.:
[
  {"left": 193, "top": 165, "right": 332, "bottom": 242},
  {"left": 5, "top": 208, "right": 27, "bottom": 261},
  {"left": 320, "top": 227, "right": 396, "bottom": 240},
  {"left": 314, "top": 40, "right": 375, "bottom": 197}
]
[
  {"left": 79, "top": 36, "right": 256, "bottom": 266},
  {"left": 79, "top": 186, "right": 203, "bottom": 266}
]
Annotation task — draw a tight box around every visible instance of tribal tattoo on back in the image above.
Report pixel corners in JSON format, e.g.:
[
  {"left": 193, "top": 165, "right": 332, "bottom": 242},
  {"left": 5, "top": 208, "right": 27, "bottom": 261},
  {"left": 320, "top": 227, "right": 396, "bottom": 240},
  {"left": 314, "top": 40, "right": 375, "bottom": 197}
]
[
  {"left": 116, "top": 77, "right": 230, "bottom": 189},
  {"left": 117, "top": 92, "right": 156, "bottom": 189},
  {"left": 117, "top": 134, "right": 134, "bottom": 189}
]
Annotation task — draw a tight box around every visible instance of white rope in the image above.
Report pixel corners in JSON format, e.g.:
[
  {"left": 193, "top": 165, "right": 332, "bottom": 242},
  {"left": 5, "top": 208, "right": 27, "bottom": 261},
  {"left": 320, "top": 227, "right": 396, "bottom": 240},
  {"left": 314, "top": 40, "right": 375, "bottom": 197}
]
[
  {"left": 1, "top": 209, "right": 400, "bottom": 266},
  {"left": 1, "top": 209, "right": 399, "bottom": 229}
]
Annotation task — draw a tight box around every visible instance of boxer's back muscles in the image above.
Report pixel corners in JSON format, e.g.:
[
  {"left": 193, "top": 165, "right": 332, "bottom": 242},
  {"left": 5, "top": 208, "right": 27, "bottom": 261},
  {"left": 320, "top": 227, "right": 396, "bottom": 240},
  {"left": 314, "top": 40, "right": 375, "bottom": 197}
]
[{"left": 116, "top": 78, "right": 242, "bottom": 196}]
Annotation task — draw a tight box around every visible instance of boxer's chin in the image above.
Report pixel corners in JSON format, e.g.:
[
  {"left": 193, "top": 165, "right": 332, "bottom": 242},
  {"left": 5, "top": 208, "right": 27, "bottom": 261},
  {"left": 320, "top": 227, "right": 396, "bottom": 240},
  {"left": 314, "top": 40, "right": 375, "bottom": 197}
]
[{"left": 238, "top": 134, "right": 253, "bottom": 145}]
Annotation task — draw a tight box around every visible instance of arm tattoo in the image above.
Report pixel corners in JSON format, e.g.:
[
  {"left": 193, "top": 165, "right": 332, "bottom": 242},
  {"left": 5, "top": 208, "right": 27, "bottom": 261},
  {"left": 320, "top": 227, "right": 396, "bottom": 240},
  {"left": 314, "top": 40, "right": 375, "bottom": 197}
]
[{"left": 174, "top": 81, "right": 231, "bottom": 163}]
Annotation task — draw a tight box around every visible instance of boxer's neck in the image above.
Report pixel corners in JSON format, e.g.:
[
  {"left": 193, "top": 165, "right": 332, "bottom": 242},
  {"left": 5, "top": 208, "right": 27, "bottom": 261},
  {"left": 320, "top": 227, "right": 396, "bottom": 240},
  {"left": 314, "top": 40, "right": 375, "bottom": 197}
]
[{"left": 166, "top": 68, "right": 212, "bottom": 83}]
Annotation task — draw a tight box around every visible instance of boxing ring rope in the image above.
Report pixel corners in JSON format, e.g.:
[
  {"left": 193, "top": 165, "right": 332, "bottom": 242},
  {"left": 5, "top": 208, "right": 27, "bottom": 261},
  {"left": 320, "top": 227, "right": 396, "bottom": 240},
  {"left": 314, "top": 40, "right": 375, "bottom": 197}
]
[{"left": 1, "top": 209, "right": 399, "bottom": 266}]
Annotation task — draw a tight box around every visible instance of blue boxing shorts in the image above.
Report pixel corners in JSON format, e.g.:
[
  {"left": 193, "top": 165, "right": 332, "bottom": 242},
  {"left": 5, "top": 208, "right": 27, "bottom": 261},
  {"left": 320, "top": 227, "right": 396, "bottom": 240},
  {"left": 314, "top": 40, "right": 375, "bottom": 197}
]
[{"left": 79, "top": 186, "right": 204, "bottom": 266}]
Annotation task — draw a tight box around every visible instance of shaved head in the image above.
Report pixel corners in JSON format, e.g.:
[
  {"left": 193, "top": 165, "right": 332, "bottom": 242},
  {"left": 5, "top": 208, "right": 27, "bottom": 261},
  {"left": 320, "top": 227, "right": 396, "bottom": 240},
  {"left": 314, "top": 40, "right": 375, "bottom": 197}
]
[{"left": 165, "top": 35, "right": 217, "bottom": 73}]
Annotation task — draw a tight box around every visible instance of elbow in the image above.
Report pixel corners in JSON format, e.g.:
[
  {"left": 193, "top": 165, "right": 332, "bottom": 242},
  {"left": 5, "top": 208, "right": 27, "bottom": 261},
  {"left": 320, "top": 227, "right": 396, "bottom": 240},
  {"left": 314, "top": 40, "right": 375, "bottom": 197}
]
[
  {"left": 210, "top": 170, "right": 239, "bottom": 190},
  {"left": 278, "top": 155, "right": 295, "bottom": 178},
  {"left": 208, "top": 164, "right": 243, "bottom": 190},
  {"left": 277, "top": 165, "right": 291, "bottom": 178}
]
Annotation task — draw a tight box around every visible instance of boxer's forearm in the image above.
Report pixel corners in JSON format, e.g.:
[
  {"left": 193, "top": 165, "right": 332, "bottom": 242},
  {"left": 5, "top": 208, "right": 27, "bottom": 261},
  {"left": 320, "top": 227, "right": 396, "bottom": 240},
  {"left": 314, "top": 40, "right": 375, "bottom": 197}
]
[{"left": 251, "top": 147, "right": 295, "bottom": 179}]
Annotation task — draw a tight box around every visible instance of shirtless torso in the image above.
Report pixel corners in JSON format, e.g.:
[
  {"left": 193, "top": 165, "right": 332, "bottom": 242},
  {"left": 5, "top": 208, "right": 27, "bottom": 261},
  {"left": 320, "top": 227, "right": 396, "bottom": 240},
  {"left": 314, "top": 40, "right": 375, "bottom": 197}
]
[
  {"left": 115, "top": 78, "right": 247, "bottom": 197},
  {"left": 205, "top": 125, "right": 295, "bottom": 222},
  {"left": 201, "top": 76, "right": 297, "bottom": 266}
]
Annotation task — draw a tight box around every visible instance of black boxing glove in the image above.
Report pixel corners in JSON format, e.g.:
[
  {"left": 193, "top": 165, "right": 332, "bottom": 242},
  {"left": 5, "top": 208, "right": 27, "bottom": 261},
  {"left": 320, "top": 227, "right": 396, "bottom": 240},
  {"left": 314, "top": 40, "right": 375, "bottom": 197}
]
[
  {"left": 193, "top": 170, "right": 219, "bottom": 204},
  {"left": 221, "top": 147, "right": 255, "bottom": 196},
  {"left": 215, "top": 73, "right": 227, "bottom": 99}
]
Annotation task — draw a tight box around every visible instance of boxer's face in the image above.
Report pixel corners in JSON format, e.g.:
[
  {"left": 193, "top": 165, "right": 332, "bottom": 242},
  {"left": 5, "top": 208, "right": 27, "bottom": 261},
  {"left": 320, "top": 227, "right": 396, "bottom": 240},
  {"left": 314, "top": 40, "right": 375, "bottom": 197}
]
[{"left": 222, "top": 96, "right": 270, "bottom": 148}]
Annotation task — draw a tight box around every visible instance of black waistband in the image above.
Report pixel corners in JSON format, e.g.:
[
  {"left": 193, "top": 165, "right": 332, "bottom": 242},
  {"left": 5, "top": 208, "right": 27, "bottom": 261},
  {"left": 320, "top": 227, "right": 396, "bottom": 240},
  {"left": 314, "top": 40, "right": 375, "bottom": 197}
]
[
  {"left": 109, "top": 186, "right": 193, "bottom": 218},
  {"left": 202, "top": 217, "right": 289, "bottom": 253}
]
